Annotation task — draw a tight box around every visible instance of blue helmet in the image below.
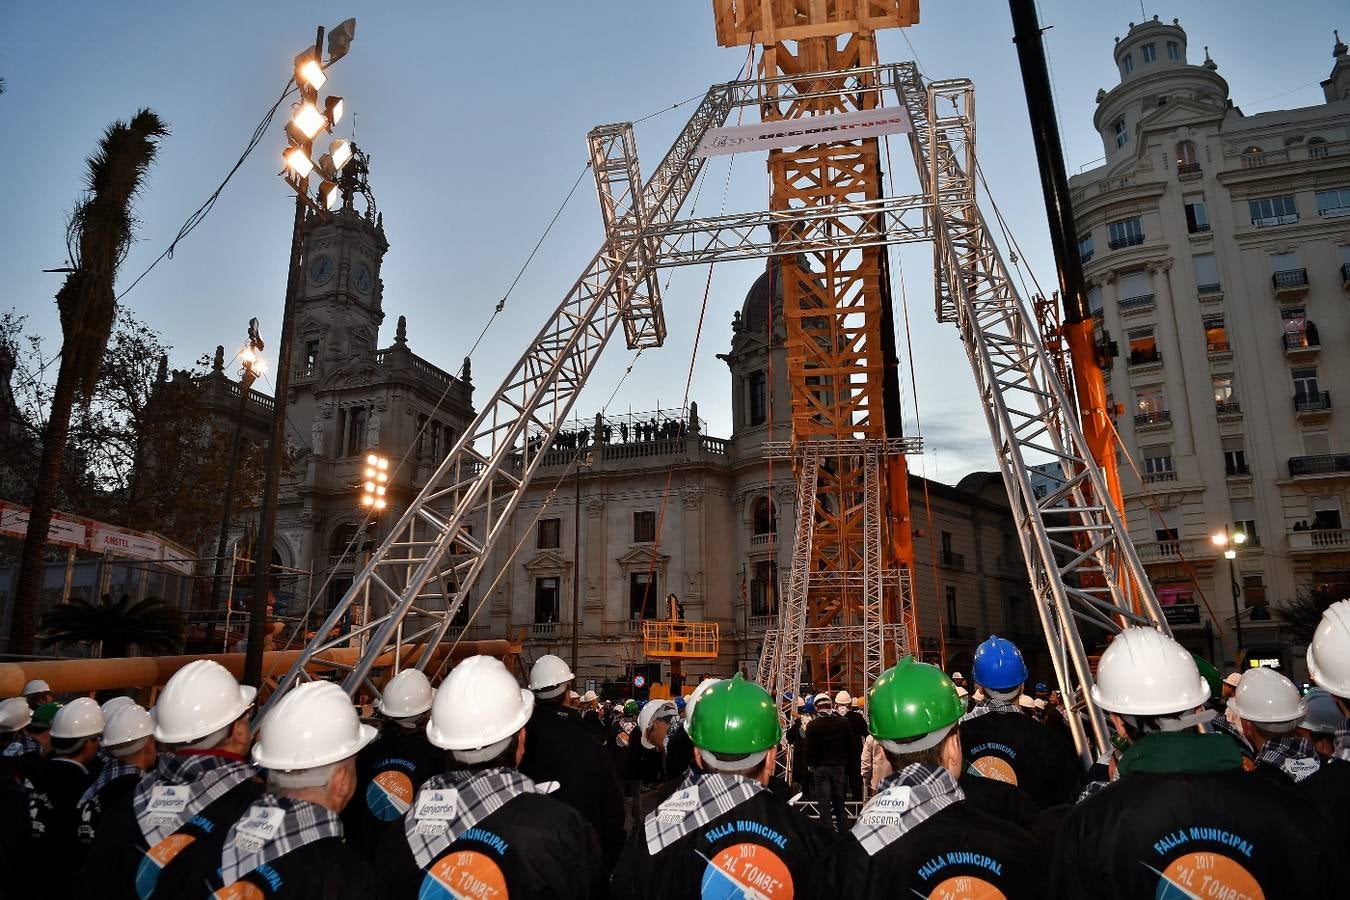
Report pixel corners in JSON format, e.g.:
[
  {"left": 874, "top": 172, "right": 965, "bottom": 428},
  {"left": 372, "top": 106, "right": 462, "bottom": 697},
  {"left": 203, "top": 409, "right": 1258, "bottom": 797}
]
[
  {"left": 674, "top": 696, "right": 687, "bottom": 713},
  {"left": 1035, "top": 682, "right": 1048, "bottom": 693},
  {"left": 803, "top": 697, "right": 816, "bottom": 714},
  {"left": 972, "top": 635, "right": 1029, "bottom": 691}
]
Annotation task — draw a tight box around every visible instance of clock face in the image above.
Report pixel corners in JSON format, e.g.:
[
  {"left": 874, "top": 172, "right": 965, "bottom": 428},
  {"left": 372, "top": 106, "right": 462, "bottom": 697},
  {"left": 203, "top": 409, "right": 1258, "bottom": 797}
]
[
  {"left": 354, "top": 262, "right": 373, "bottom": 295},
  {"left": 308, "top": 255, "right": 335, "bottom": 286}
]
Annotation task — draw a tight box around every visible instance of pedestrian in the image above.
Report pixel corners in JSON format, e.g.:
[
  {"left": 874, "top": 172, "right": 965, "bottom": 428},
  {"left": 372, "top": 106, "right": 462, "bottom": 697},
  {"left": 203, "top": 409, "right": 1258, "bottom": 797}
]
[
  {"left": 23, "top": 679, "right": 55, "bottom": 710},
  {"left": 839, "top": 690, "right": 867, "bottom": 801},
  {"left": 859, "top": 733, "right": 891, "bottom": 798},
  {"left": 155, "top": 681, "right": 379, "bottom": 898},
  {"left": 26, "top": 697, "right": 104, "bottom": 898},
  {"left": 611, "top": 674, "right": 831, "bottom": 898},
  {"left": 77, "top": 703, "right": 156, "bottom": 849},
  {"left": 580, "top": 690, "right": 606, "bottom": 740},
  {"left": 1298, "top": 688, "right": 1343, "bottom": 759},
  {"left": 376, "top": 654, "right": 606, "bottom": 898},
  {"left": 786, "top": 695, "right": 814, "bottom": 797},
  {"left": 626, "top": 698, "right": 681, "bottom": 819},
  {"left": 961, "top": 635, "right": 1081, "bottom": 807},
  {"left": 1295, "top": 600, "right": 1350, "bottom": 853},
  {"left": 73, "top": 659, "right": 262, "bottom": 899},
  {"left": 803, "top": 692, "right": 852, "bottom": 832},
  {"left": 950, "top": 671, "right": 966, "bottom": 691},
  {"left": 0, "top": 697, "right": 38, "bottom": 896},
  {"left": 807, "top": 658, "right": 1043, "bottom": 897},
  {"left": 0, "top": 695, "right": 39, "bottom": 760},
  {"left": 1229, "top": 666, "right": 1321, "bottom": 784},
  {"left": 6, "top": 701, "right": 58, "bottom": 760},
  {"left": 519, "top": 654, "right": 626, "bottom": 870},
  {"left": 1048, "top": 627, "right": 1334, "bottom": 898},
  {"left": 342, "top": 667, "right": 443, "bottom": 862}
]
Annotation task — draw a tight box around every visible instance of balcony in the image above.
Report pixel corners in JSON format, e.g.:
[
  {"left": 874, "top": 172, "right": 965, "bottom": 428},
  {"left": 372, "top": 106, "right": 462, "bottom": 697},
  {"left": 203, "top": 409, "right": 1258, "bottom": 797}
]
[
  {"left": 1188, "top": 223, "right": 1212, "bottom": 234},
  {"left": 1134, "top": 410, "right": 1172, "bottom": 428},
  {"left": 1143, "top": 470, "right": 1177, "bottom": 484},
  {"left": 1197, "top": 283, "right": 1223, "bottom": 301},
  {"left": 1119, "top": 294, "right": 1156, "bottom": 315},
  {"left": 1127, "top": 349, "right": 1162, "bottom": 373},
  {"left": 946, "top": 623, "right": 977, "bottom": 642},
  {"left": 1251, "top": 213, "right": 1299, "bottom": 228},
  {"left": 1215, "top": 401, "right": 1243, "bottom": 419},
  {"left": 1177, "top": 162, "right": 1202, "bottom": 178},
  {"left": 1283, "top": 327, "right": 1320, "bottom": 360},
  {"left": 939, "top": 550, "right": 966, "bottom": 570},
  {"left": 1108, "top": 233, "right": 1145, "bottom": 250},
  {"left": 1136, "top": 538, "right": 1196, "bottom": 561},
  {"left": 1341, "top": 262, "right": 1350, "bottom": 289},
  {"left": 748, "top": 614, "right": 776, "bottom": 632},
  {"left": 1080, "top": 249, "right": 1095, "bottom": 263},
  {"left": 1225, "top": 463, "right": 1251, "bottom": 480},
  {"left": 749, "top": 533, "right": 776, "bottom": 547},
  {"left": 528, "top": 621, "right": 562, "bottom": 640},
  {"left": 1288, "top": 527, "right": 1350, "bottom": 554},
  {"left": 1288, "top": 454, "right": 1350, "bottom": 478},
  {"left": 1207, "top": 340, "right": 1232, "bottom": 360},
  {"left": 1295, "top": 391, "right": 1332, "bottom": 421},
  {"left": 1272, "top": 268, "right": 1309, "bottom": 300}
]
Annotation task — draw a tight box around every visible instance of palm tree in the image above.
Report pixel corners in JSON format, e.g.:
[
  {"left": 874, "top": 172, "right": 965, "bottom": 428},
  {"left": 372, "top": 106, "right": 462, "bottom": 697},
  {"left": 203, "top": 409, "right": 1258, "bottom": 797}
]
[
  {"left": 40, "top": 593, "right": 185, "bottom": 658},
  {"left": 9, "top": 110, "right": 169, "bottom": 655}
]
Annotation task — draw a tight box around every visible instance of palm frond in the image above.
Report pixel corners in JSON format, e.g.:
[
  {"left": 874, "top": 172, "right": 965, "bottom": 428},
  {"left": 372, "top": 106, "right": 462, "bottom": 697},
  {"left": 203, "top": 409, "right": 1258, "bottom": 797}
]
[{"left": 39, "top": 592, "right": 184, "bottom": 657}]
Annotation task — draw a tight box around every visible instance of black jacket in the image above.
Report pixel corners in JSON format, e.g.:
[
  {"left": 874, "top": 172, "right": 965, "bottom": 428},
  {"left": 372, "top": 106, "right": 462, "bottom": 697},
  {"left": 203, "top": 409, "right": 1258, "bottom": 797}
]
[
  {"left": 341, "top": 723, "right": 442, "bottom": 862},
  {"left": 610, "top": 786, "right": 831, "bottom": 899},
  {"left": 375, "top": 791, "right": 606, "bottom": 899},
  {"left": 155, "top": 835, "right": 378, "bottom": 899},
  {"left": 1295, "top": 758, "right": 1350, "bottom": 861},
  {"left": 519, "top": 700, "right": 627, "bottom": 867},
  {"left": 958, "top": 772, "right": 1042, "bottom": 833},
  {"left": 804, "top": 713, "right": 853, "bottom": 768},
  {"left": 959, "top": 710, "right": 1081, "bottom": 807},
  {"left": 1050, "top": 762, "right": 1335, "bottom": 898},
  {"left": 0, "top": 753, "right": 39, "bottom": 900},
  {"left": 77, "top": 769, "right": 142, "bottom": 848},
  {"left": 26, "top": 755, "right": 95, "bottom": 899},
  {"left": 805, "top": 800, "right": 1044, "bottom": 898}
]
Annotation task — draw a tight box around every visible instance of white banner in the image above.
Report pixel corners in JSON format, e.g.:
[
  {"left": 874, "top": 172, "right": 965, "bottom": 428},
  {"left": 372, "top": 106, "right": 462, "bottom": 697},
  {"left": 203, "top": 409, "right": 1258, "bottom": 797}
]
[
  {"left": 0, "top": 503, "right": 88, "bottom": 548},
  {"left": 91, "top": 526, "right": 161, "bottom": 561},
  {"left": 695, "top": 106, "right": 912, "bottom": 157}
]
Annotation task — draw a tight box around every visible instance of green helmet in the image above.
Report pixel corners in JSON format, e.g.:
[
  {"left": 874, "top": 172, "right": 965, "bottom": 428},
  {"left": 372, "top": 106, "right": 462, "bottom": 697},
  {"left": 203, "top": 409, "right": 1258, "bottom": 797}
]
[
  {"left": 868, "top": 657, "right": 963, "bottom": 752},
  {"left": 1192, "top": 654, "right": 1222, "bottom": 702},
  {"left": 688, "top": 673, "right": 781, "bottom": 763},
  {"left": 31, "top": 702, "right": 61, "bottom": 729},
  {"left": 623, "top": 699, "right": 640, "bottom": 716}
]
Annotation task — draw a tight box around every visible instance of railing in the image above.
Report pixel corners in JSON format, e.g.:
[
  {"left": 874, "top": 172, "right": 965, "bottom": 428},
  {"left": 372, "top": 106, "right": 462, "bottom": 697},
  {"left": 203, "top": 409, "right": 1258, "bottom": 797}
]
[
  {"left": 1189, "top": 223, "right": 1211, "bottom": 234},
  {"left": 748, "top": 614, "right": 775, "bottom": 632},
  {"left": 292, "top": 365, "right": 317, "bottom": 382},
  {"left": 223, "top": 382, "right": 276, "bottom": 412},
  {"left": 1080, "top": 248, "right": 1094, "bottom": 263},
  {"left": 939, "top": 550, "right": 965, "bottom": 569},
  {"left": 1128, "top": 349, "right": 1162, "bottom": 366},
  {"left": 1197, "top": 282, "right": 1223, "bottom": 295},
  {"left": 1253, "top": 213, "right": 1299, "bottom": 228},
  {"left": 1119, "top": 294, "right": 1156, "bottom": 312},
  {"left": 700, "top": 435, "right": 729, "bottom": 455},
  {"left": 1134, "top": 410, "right": 1171, "bottom": 426},
  {"left": 1288, "top": 528, "right": 1350, "bottom": 552},
  {"left": 1272, "top": 269, "right": 1309, "bottom": 290},
  {"left": 1177, "top": 162, "right": 1202, "bottom": 176},
  {"left": 1319, "top": 205, "right": 1350, "bottom": 219},
  {"left": 1143, "top": 470, "right": 1177, "bottom": 483},
  {"left": 945, "top": 623, "right": 976, "bottom": 641},
  {"left": 749, "top": 532, "right": 776, "bottom": 546},
  {"left": 529, "top": 621, "right": 560, "bottom": 639},
  {"left": 1226, "top": 464, "right": 1251, "bottom": 478},
  {"left": 601, "top": 438, "right": 685, "bottom": 461},
  {"left": 1289, "top": 454, "right": 1350, "bottom": 477},
  {"left": 1108, "top": 233, "right": 1145, "bottom": 250},
  {"left": 1215, "top": 401, "right": 1242, "bottom": 416},
  {"left": 1294, "top": 391, "right": 1332, "bottom": 414},
  {"left": 1207, "top": 340, "right": 1230, "bottom": 353},
  {"left": 1227, "top": 138, "right": 1349, "bottom": 165},
  {"left": 1136, "top": 538, "right": 1195, "bottom": 561},
  {"left": 1283, "top": 329, "right": 1319, "bottom": 351}
]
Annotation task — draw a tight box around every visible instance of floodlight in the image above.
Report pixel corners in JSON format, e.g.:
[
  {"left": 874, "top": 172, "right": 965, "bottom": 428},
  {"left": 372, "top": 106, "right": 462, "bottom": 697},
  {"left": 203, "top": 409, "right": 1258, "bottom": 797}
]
[
  {"left": 360, "top": 495, "right": 374, "bottom": 507},
  {"left": 1224, "top": 549, "right": 1237, "bottom": 560},
  {"left": 319, "top": 180, "right": 341, "bottom": 210},
  {"left": 365, "top": 481, "right": 375, "bottom": 493},
  {"left": 324, "top": 96, "right": 345, "bottom": 126},
  {"left": 375, "top": 485, "right": 385, "bottom": 496},
  {"left": 1233, "top": 532, "right": 1247, "bottom": 545},
  {"left": 283, "top": 146, "right": 314, "bottom": 178},
  {"left": 292, "top": 103, "right": 327, "bottom": 140},
  {"left": 327, "top": 18, "right": 356, "bottom": 63},
  {"left": 363, "top": 467, "right": 375, "bottom": 478},
  {"left": 295, "top": 49, "right": 326, "bottom": 90},
  {"left": 366, "top": 454, "right": 378, "bottom": 466},
  {"left": 328, "top": 139, "right": 352, "bottom": 172},
  {"left": 1211, "top": 533, "right": 1228, "bottom": 547},
  {"left": 374, "top": 498, "right": 387, "bottom": 510}
]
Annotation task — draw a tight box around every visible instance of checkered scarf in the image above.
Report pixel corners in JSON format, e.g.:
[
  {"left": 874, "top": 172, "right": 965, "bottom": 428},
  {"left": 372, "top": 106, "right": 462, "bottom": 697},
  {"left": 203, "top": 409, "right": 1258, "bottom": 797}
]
[
  {"left": 78, "top": 759, "right": 142, "bottom": 809},
  {"left": 1208, "top": 714, "right": 1254, "bottom": 759},
  {"left": 851, "top": 764, "right": 964, "bottom": 858},
  {"left": 133, "top": 752, "right": 258, "bottom": 845},
  {"left": 2, "top": 734, "right": 39, "bottom": 757},
  {"left": 959, "top": 697, "right": 1020, "bottom": 723},
  {"left": 1256, "top": 735, "right": 1323, "bottom": 783},
  {"left": 643, "top": 770, "right": 763, "bottom": 854},
  {"left": 403, "top": 768, "right": 537, "bottom": 869},
  {"left": 1335, "top": 718, "right": 1350, "bottom": 763},
  {"left": 218, "top": 795, "right": 343, "bottom": 886}
]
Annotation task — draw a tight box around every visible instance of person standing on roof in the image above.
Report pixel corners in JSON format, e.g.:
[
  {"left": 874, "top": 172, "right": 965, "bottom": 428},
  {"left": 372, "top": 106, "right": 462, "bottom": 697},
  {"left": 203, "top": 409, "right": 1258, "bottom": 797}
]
[
  {"left": 807, "top": 658, "right": 1043, "bottom": 898},
  {"left": 376, "top": 655, "right": 606, "bottom": 898},
  {"left": 519, "top": 654, "right": 627, "bottom": 870},
  {"left": 1048, "top": 627, "right": 1335, "bottom": 899},
  {"left": 77, "top": 703, "right": 156, "bottom": 849},
  {"left": 804, "top": 692, "right": 852, "bottom": 833},
  {"left": 1295, "top": 599, "right": 1350, "bottom": 853},
  {"left": 342, "top": 667, "right": 443, "bottom": 862},
  {"left": 155, "top": 681, "right": 379, "bottom": 898},
  {"left": 961, "top": 634, "right": 1081, "bottom": 807},
  {"left": 73, "top": 659, "right": 262, "bottom": 899},
  {"left": 1229, "top": 666, "right": 1320, "bottom": 785},
  {"left": 611, "top": 674, "right": 830, "bottom": 898},
  {"left": 26, "top": 698, "right": 104, "bottom": 897}
]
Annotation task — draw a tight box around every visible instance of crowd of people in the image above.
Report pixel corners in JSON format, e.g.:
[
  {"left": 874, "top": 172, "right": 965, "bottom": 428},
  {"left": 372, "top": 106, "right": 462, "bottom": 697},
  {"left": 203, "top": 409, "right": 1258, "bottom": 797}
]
[
  {"left": 0, "top": 598, "right": 1346, "bottom": 897},
  {"left": 525, "top": 410, "right": 699, "bottom": 459}
]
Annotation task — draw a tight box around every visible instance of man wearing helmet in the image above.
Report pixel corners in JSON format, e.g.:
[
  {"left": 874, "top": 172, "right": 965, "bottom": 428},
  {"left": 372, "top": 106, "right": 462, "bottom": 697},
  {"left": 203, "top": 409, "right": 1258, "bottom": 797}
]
[
  {"left": 1048, "top": 627, "right": 1334, "bottom": 898},
  {"left": 1296, "top": 600, "right": 1350, "bottom": 856},
  {"left": 611, "top": 675, "right": 830, "bottom": 898},
  {"left": 1228, "top": 667, "right": 1321, "bottom": 785},
  {"left": 77, "top": 703, "right": 156, "bottom": 848},
  {"left": 377, "top": 655, "right": 606, "bottom": 897},
  {"left": 28, "top": 698, "right": 104, "bottom": 894}
]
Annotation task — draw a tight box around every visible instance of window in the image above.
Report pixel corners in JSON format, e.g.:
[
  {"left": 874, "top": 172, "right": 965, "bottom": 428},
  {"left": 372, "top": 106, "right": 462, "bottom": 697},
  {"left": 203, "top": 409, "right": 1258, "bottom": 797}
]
[
  {"left": 346, "top": 406, "right": 368, "bottom": 456},
  {"left": 537, "top": 517, "right": 561, "bottom": 549},
  {"left": 629, "top": 571, "right": 656, "bottom": 619},
  {"left": 1307, "top": 137, "right": 1329, "bottom": 159},
  {"left": 1242, "top": 574, "right": 1270, "bottom": 620},
  {"left": 1087, "top": 285, "right": 1103, "bottom": 316},
  {"left": 534, "top": 577, "right": 560, "bottom": 624},
  {"left": 1127, "top": 328, "right": 1159, "bottom": 365},
  {"left": 633, "top": 510, "right": 656, "bottom": 543},
  {"left": 1135, "top": 385, "right": 1167, "bottom": 423},
  {"left": 945, "top": 586, "right": 958, "bottom": 628},
  {"left": 1118, "top": 270, "right": 1150, "bottom": 303},
  {"left": 1113, "top": 117, "right": 1129, "bottom": 149},
  {"left": 1315, "top": 187, "right": 1350, "bottom": 218},
  {"left": 1232, "top": 500, "right": 1258, "bottom": 544},
  {"left": 1213, "top": 374, "right": 1236, "bottom": 408},
  {"left": 1121, "top": 54, "right": 1134, "bottom": 75},
  {"left": 1155, "top": 509, "right": 1180, "bottom": 542},
  {"left": 1311, "top": 497, "right": 1342, "bottom": 531},
  {"left": 429, "top": 421, "right": 441, "bottom": 462},
  {"left": 1176, "top": 140, "right": 1199, "bottom": 169},
  {"left": 415, "top": 414, "right": 428, "bottom": 459},
  {"left": 303, "top": 340, "right": 320, "bottom": 369},
  {"left": 1142, "top": 445, "right": 1174, "bottom": 475},
  {"left": 1223, "top": 437, "right": 1249, "bottom": 476},
  {"left": 1282, "top": 307, "right": 1312, "bottom": 348},
  {"left": 1078, "top": 233, "right": 1095, "bottom": 263},
  {"left": 1142, "top": 43, "right": 1156, "bottom": 62},
  {"left": 1184, "top": 197, "right": 1209, "bottom": 233},
  {"left": 750, "top": 560, "right": 778, "bottom": 617},
  {"left": 1248, "top": 195, "right": 1298, "bottom": 227},
  {"left": 1167, "top": 41, "right": 1180, "bottom": 60},
  {"left": 748, "top": 370, "right": 767, "bottom": 426},
  {"left": 1193, "top": 253, "right": 1220, "bottom": 292},
  {"left": 1108, "top": 217, "right": 1144, "bottom": 249},
  {"left": 1204, "top": 316, "right": 1228, "bottom": 352},
  {"left": 752, "top": 497, "right": 777, "bottom": 535},
  {"left": 1293, "top": 368, "right": 1321, "bottom": 402}
]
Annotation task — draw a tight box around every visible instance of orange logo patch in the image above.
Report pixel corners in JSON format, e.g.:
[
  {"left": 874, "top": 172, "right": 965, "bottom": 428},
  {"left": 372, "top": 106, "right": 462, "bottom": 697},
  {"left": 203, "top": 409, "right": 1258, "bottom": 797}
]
[
  {"left": 423, "top": 850, "right": 508, "bottom": 900},
  {"left": 1156, "top": 852, "right": 1263, "bottom": 900},
  {"left": 970, "top": 757, "right": 1017, "bottom": 785},
  {"left": 927, "top": 875, "right": 1007, "bottom": 900},
  {"left": 703, "top": 842, "right": 795, "bottom": 898}
]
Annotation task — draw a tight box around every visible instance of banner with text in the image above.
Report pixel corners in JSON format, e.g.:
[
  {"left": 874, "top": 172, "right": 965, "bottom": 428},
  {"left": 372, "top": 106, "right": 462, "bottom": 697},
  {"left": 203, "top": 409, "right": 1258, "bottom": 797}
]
[{"left": 695, "top": 106, "right": 912, "bottom": 157}]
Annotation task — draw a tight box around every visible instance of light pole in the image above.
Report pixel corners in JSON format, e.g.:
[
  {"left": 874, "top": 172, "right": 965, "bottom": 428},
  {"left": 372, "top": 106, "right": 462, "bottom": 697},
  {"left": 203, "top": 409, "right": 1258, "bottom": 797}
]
[
  {"left": 1211, "top": 526, "right": 1248, "bottom": 669},
  {"left": 571, "top": 452, "right": 592, "bottom": 674},
  {"left": 245, "top": 19, "right": 357, "bottom": 687},
  {"left": 207, "top": 320, "right": 266, "bottom": 651}
]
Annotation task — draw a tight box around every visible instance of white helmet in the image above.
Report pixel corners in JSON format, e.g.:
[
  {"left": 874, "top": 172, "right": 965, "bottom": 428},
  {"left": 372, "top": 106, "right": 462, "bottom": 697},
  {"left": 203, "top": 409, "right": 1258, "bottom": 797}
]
[
  {"left": 637, "top": 699, "right": 678, "bottom": 750},
  {"left": 154, "top": 660, "right": 257, "bottom": 745},
  {"left": 1090, "top": 627, "right": 1209, "bottom": 716},
  {"left": 22, "top": 679, "right": 50, "bottom": 696},
  {"left": 253, "top": 682, "right": 376, "bottom": 773},
  {"left": 1300, "top": 688, "right": 1344, "bottom": 734},
  {"left": 835, "top": 690, "right": 853, "bottom": 707},
  {"left": 581, "top": 690, "right": 598, "bottom": 704},
  {"left": 380, "top": 669, "right": 434, "bottom": 719},
  {"left": 813, "top": 692, "right": 833, "bottom": 708},
  {"left": 427, "top": 655, "right": 533, "bottom": 763},
  {"left": 101, "top": 696, "right": 136, "bottom": 721},
  {"left": 951, "top": 672, "right": 964, "bottom": 681},
  {"left": 1223, "top": 672, "right": 1242, "bottom": 688},
  {"left": 1307, "top": 599, "right": 1350, "bottom": 698},
  {"left": 51, "top": 697, "right": 105, "bottom": 740},
  {"left": 0, "top": 697, "right": 33, "bottom": 732},
  {"left": 103, "top": 704, "right": 155, "bottom": 757},
  {"left": 684, "top": 678, "right": 722, "bottom": 724},
  {"left": 1229, "top": 667, "right": 1305, "bottom": 731},
  {"left": 527, "top": 654, "right": 574, "bottom": 699}
]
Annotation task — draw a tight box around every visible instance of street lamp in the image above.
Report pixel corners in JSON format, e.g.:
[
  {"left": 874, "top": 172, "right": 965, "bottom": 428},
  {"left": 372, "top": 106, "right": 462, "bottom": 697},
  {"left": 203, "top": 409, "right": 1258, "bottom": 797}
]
[
  {"left": 208, "top": 319, "right": 266, "bottom": 651},
  {"left": 1211, "top": 526, "right": 1248, "bottom": 669},
  {"left": 245, "top": 20, "right": 357, "bottom": 687}
]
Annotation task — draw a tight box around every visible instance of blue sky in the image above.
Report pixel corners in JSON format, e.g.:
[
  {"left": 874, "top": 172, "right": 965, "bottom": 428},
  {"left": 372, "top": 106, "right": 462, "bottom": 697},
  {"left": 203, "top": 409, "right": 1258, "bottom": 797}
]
[{"left": 1, "top": 2, "right": 1343, "bottom": 483}]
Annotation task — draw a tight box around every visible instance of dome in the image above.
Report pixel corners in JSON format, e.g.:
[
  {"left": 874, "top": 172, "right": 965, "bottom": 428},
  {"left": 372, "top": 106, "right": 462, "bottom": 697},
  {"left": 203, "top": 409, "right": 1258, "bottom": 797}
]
[{"left": 738, "top": 261, "right": 784, "bottom": 337}]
